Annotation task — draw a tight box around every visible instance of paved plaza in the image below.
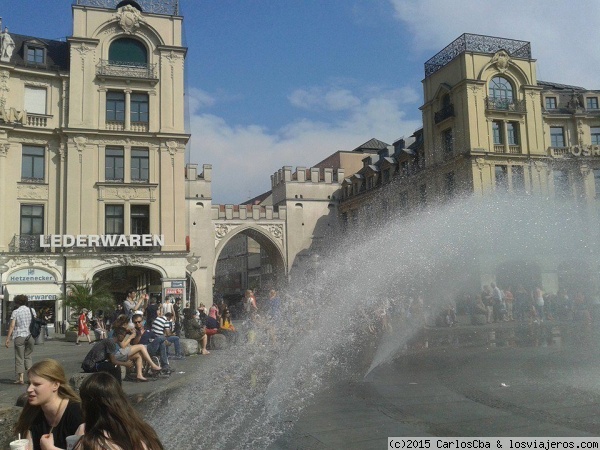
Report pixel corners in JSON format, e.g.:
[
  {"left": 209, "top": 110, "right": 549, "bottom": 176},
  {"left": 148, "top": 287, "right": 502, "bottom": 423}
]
[{"left": 2, "top": 322, "right": 600, "bottom": 449}]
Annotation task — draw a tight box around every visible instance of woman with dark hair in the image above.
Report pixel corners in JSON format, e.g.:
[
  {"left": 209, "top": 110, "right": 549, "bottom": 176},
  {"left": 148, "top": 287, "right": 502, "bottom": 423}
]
[
  {"left": 14, "top": 359, "right": 82, "bottom": 450},
  {"left": 50, "top": 371, "right": 163, "bottom": 450},
  {"left": 5, "top": 294, "right": 35, "bottom": 384}
]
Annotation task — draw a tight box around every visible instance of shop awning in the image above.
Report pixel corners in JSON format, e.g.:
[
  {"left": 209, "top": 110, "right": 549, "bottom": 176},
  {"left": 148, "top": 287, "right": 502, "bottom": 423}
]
[{"left": 5, "top": 284, "right": 63, "bottom": 302}]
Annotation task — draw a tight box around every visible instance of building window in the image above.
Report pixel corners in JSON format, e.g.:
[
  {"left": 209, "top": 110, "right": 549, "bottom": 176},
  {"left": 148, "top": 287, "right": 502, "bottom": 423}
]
[
  {"left": 442, "top": 128, "right": 453, "bottom": 154},
  {"left": 550, "top": 127, "right": 565, "bottom": 147},
  {"left": 591, "top": 127, "right": 600, "bottom": 145},
  {"left": 383, "top": 168, "right": 390, "bottom": 183},
  {"left": 105, "top": 147, "right": 124, "bottom": 182},
  {"left": 20, "top": 204, "right": 44, "bottom": 235},
  {"left": 545, "top": 97, "right": 557, "bottom": 110},
  {"left": 512, "top": 166, "right": 525, "bottom": 194},
  {"left": 106, "top": 91, "right": 125, "bottom": 122},
  {"left": 131, "top": 148, "right": 149, "bottom": 182},
  {"left": 105, "top": 205, "right": 124, "bottom": 234},
  {"left": 446, "top": 171, "right": 455, "bottom": 199},
  {"left": 109, "top": 38, "right": 147, "bottom": 65},
  {"left": 495, "top": 165, "right": 508, "bottom": 191},
  {"left": 131, "top": 205, "right": 150, "bottom": 235},
  {"left": 21, "top": 146, "right": 45, "bottom": 182},
  {"left": 507, "top": 122, "right": 519, "bottom": 145},
  {"left": 489, "top": 76, "right": 513, "bottom": 106},
  {"left": 492, "top": 121, "right": 503, "bottom": 145},
  {"left": 26, "top": 47, "right": 45, "bottom": 64},
  {"left": 553, "top": 170, "right": 570, "bottom": 199},
  {"left": 19, "top": 204, "right": 44, "bottom": 252},
  {"left": 130, "top": 93, "right": 149, "bottom": 123},
  {"left": 24, "top": 86, "right": 47, "bottom": 115},
  {"left": 587, "top": 97, "right": 599, "bottom": 110}
]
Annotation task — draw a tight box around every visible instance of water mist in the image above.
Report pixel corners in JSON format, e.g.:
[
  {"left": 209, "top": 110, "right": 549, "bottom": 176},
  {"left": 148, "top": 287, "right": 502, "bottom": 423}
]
[{"left": 147, "top": 194, "right": 595, "bottom": 449}]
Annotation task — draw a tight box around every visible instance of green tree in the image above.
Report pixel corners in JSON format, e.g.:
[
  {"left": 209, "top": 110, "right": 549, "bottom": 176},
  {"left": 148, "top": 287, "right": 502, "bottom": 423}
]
[{"left": 60, "top": 280, "right": 115, "bottom": 323}]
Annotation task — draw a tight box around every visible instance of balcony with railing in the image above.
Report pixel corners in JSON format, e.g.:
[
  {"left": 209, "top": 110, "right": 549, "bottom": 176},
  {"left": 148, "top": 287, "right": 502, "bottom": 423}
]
[
  {"left": 493, "top": 144, "right": 522, "bottom": 154},
  {"left": 485, "top": 97, "right": 526, "bottom": 113},
  {"left": 26, "top": 114, "right": 50, "bottom": 128},
  {"left": 96, "top": 60, "right": 157, "bottom": 80},
  {"left": 434, "top": 103, "right": 454, "bottom": 124}
]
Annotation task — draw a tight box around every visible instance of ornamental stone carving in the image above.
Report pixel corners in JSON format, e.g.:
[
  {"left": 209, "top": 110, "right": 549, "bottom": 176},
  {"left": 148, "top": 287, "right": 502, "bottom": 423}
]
[
  {"left": 491, "top": 50, "right": 511, "bottom": 73},
  {"left": 533, "top": 160, "right": 547, "bottom": 173},
  {"left": 265, "top": 224, "right": 283, "bottom": 240},
  {"left": 474, "top": 157, "right": 486, "bottom": 171},
  {"left": 73, "top": 136, "right": 87, "bottom": 153},
  {"left": 17, "top": 184, "right": 49, "bottom": 200},
  {"left": 101, "top": 186, "right": 154, "bottom": 201},
  {"left": 11, "top": 256, "right": 58, "bottom": 270},
  {"left": 215, "top": 224, "right": 230, "bottom": 240},
  {"left": 117, "top": 5, "right": 145, "bottom": 34},
  {"left": 104, "top": 254, "right": 151, "bottom": 266},
  {"left": 0, "top": 142, "right": 8, "bottom": 157}
]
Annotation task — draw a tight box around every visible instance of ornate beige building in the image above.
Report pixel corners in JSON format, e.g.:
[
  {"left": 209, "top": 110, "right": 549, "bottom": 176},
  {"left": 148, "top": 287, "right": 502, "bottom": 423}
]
[
  {"left": 0, "top": 0, "right": 189, "bottom": 332},
  {"left": 338, "top": 34, "right": 600, "bottom": 294}
]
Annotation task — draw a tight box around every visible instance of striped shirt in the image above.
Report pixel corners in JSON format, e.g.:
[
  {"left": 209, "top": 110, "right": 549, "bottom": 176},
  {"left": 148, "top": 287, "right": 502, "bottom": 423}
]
[
  {"left": 10, "top": 305, "right": 35, "bottom": 339},
  {"left": 151, "top": 316, "right": 168, "bottom": 336}
]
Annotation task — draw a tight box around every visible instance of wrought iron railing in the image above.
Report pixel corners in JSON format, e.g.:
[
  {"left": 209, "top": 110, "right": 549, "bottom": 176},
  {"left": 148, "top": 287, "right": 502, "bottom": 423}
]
[
  {"left": 75, "top": 0, "right": 179, "bottom": 15},
  {"left": 485, "top": 97, "right": 526, "bottom": 113},
  {"left": 96, "top": 60, "right": 157, "bottom": 79},
  {"left": 424, "top": 33, "right": 531, "bottom": 78},
  {"left": 434, "top": 103, "right": 454, "bottom": 124},
  {"left": 10, "top": 235, "right": 46, "bottom": 253}
]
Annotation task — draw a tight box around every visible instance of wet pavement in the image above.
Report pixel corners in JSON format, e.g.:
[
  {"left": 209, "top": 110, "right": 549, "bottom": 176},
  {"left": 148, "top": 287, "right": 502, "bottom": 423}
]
[
  {"left": 269, "top": 321, "right": 600, "bottom": 449},
  {"left": 2, "top": 320, "right": 600, "bottom": 449}
]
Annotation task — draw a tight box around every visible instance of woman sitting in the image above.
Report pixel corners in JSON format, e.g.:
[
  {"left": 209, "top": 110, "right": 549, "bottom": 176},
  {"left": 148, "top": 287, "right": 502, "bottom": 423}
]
[
  {"left": 182, "top": 308, "right": 209, "bottom": 355},
  {"left": 219, "top": 307, "right": 238, "bottom": 344},
  {"left": 14, "top": 359, "right": 83, "bottom": 450},
  {"left": 41, "top": 371, "right": 164, "bottom": 450},
  {"left": 112, "top": 327, "right": 161, "bottom": 382}
]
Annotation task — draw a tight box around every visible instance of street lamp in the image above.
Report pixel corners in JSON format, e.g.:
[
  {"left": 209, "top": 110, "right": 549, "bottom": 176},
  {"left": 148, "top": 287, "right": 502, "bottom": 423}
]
[{"left": 186, "top": 254, "right": 200, "bottom": 307}]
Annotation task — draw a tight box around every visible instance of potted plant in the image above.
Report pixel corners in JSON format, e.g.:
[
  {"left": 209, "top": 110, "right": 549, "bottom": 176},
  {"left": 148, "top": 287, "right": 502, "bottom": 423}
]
[{"left": 60, "top": 280, "right": 115, "bottom": 342}]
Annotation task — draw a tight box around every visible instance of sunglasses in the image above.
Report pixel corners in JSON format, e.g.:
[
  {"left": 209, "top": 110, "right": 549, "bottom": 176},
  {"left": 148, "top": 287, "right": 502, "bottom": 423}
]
[{"left": 133, "top": 320, "right": 142, "bottom": 324}]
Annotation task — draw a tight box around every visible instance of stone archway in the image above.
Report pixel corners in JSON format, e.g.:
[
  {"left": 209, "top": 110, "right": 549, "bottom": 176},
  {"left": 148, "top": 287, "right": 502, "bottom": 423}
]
[
  {"left": 93, "top": 264, "right": 164, "bottom": 306},
  {"left": 213, "top": 226, "right": 286, "bottom": 307}
]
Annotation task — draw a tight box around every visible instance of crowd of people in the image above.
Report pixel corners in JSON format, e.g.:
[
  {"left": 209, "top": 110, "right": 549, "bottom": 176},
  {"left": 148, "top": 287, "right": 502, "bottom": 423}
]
[{"left": 6, "top": 287, "right": 283, "bottom": 449}]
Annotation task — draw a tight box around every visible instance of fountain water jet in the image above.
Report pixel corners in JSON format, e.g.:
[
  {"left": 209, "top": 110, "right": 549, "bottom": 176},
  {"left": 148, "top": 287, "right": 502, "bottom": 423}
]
[{"left": 147, "top": 194, "right": 595, "bottom": 449}]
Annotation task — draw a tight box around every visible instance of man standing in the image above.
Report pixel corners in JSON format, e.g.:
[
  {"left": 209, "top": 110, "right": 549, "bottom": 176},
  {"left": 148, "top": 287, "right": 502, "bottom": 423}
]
[
  {"left": 5, "top": 295, "right": 35, "bottom": 384},
  {"left": 123, "top": 288, "right": 144, "bottom": 319}
]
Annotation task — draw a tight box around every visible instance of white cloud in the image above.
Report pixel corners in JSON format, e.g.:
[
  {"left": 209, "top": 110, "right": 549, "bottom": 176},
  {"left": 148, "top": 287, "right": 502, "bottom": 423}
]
[
  {"left": 190, "top": 85, "right": 421, "bottom": 204},
  {"left": 289, "top": 87, "right": 361, "bottom": 111},
  {"left": 187, "top": 87, "right": 216, "bottom": 113},
  {"left": 389, "top": 0, "right": 600, "bottom": 88}
]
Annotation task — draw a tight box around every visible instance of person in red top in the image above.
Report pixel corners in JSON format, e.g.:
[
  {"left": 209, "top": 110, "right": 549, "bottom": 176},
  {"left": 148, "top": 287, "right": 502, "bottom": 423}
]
[{"left": 76, "top": 308, "right": 91, "bottom": 346}]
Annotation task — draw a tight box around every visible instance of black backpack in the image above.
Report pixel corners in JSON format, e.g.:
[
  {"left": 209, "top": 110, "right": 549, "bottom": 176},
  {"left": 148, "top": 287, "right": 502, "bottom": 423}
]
[{"left": 29, "top": 308, "right": 43, "bottom": 339}]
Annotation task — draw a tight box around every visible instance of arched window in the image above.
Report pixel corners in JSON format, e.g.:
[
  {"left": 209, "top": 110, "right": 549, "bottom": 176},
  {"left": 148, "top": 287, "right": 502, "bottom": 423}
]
[
  {"left": 109, "top": 38, "right": 147, "bottom": 65},
  {"left": 489, "top": 76, "right": 513, "bottom": 101}
]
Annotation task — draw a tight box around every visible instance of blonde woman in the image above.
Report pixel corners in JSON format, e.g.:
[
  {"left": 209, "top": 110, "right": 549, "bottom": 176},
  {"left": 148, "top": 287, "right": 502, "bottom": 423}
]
[{"left": 14, "top": 358, "right": 83, "bottom": 450}]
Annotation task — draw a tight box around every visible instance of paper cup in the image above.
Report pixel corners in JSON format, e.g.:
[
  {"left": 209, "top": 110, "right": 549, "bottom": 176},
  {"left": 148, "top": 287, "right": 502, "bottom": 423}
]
[
  {"left": 66, "top": 435, "right": 81, "bottom": 450},
  {"left": 9, "top": 439, "right": 29, "bottom": 450}
]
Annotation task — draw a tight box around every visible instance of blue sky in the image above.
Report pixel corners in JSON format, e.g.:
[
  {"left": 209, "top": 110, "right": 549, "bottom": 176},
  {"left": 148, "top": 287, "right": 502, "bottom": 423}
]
[{"left": 5, "top": 1, "right": 600, "bottom": 203}]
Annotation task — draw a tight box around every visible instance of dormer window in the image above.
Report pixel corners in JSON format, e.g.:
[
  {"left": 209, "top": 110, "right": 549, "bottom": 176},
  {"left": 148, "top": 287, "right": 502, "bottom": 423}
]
[
  {"left": 23, "top": 41, "right": 47, "bottom": 66},
  {"left": 27, "top": 47, "right": 44, "bottom": 64}
]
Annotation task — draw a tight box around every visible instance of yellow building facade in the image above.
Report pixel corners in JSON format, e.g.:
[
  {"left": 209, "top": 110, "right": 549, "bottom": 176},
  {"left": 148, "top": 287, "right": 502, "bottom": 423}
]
[
  {"left": 339, "top": 34, "right": 600, "bottom": 294},
  {"left": 0, "top": 0, "right": 189, "bottom": 331}
]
